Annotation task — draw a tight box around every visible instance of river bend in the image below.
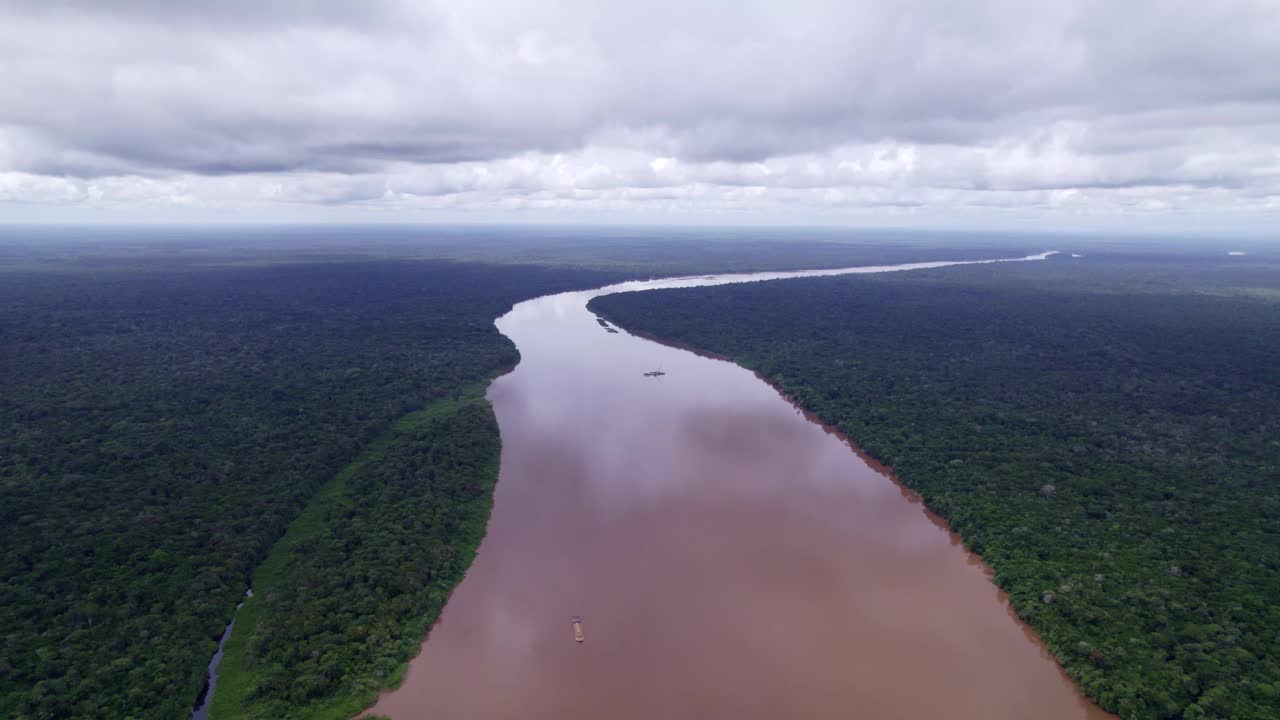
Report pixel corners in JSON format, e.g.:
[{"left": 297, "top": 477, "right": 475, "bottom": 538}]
[{"left": 366, "top": 252, "right": 1112, "bottom": 719}]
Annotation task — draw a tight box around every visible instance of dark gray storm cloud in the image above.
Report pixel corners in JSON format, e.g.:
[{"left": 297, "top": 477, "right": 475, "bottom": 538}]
[{"left": 0, "top": 0, "right": 1277, "bottom": 223}]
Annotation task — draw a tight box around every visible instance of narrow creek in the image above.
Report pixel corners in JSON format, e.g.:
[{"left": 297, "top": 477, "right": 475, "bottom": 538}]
[
  {"left": 191, "top": 588, "right": 251, "bottom": 720},
  {"left": 361, "top": 251, "right": 1112, "bottom": 719}
]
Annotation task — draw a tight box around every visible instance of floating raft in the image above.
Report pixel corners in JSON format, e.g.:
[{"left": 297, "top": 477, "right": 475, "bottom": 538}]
[{"left": 571, "top": 616, "right": 584, "bottom": 643}]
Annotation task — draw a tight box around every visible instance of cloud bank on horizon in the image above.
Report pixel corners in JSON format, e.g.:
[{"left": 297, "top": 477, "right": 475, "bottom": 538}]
[{"left": 1, "top": 0, "right": 1278, "bottom": 228}]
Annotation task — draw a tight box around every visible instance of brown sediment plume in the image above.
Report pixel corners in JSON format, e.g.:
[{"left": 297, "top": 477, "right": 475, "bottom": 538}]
[{"left": 365, "top": 255, "right": 1112, "bottom": 720}]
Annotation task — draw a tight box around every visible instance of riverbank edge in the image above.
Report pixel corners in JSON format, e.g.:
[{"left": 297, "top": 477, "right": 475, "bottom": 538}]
[
  {"left": 207, "top": 379, "right": 507, "bottom": 720},
  {"left": 589, "top": 301, "right": 1115, "bottom": 718}
]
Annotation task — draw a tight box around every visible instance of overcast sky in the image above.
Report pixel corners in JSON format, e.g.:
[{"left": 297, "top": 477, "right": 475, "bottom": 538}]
[{"left": 1, "top": 1, "right": 1278, "bottom": 231}]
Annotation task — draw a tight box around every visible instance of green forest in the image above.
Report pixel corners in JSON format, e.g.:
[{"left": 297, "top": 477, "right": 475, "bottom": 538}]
[
  {"left": 210, "top": 392, "right": 500, "bottom": 720},
  {"left": 7, "top": 228, "right": 1273, "bottom": 720},
  {"left": 591, "top": 253, "right": 1280, "bottom": 720},
  {"left": 0, "top": 227, "right": 1029, "bottom": 720},
  {"left": 0, "top": 258, "right": 625, "bottom": 719}
]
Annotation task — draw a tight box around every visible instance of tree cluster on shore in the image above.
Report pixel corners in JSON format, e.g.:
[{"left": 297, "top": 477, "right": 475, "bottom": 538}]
[{"left": 211, "top": 395, "right": 500, "bottom": 720}]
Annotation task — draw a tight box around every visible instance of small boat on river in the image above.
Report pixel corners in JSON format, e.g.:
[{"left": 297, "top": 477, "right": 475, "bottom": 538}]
[{"left": 571, "top": 616, "right": 585, "bottom": 643}]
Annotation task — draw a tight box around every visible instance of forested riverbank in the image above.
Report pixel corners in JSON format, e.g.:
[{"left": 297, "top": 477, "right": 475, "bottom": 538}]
[
  {"left": 591, "top": 253, "right": 1280, "bottom": 720},
  {"left": 3, "top": 227, "right": 1203, "bottom": 719},
  {"left": 210, "top": 392, "right": 500, "bottom": 720},
  {"left": 0, "top": 259, "right": 626, "bottom": 719},
  {"left": 1, "top": 226, "right": 1037, "bottom": 719}
]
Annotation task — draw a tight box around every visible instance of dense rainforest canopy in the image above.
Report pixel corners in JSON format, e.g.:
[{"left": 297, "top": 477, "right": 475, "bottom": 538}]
[
  {"left": 0, "top": 258, "right": 625, "bottom": 719},
  {"left": 9, "top": 227, "right": 1267, "bottom": 720},
  {"left": 592, "top": 253, "right": 1280, "bottom": 720},
  {"left": 1, "top": 227, "right": 1038, "bottom": 719},
  {"left": 211, "top": 393, "right": 501, "bottom": 720}
]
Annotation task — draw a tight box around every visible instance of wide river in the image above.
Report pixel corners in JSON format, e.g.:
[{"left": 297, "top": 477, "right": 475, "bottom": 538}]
[{"left": 366, "top": 253, "right": 1113, "bottom": 719}]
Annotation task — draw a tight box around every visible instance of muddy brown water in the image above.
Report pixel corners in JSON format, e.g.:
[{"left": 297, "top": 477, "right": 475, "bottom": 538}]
[{"left": 365, "top": 253, "right": 1113, "bottom": 720}]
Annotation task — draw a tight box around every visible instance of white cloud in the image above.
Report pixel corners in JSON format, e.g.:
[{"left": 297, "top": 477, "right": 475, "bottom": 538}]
[{"left": 0, "top": 0, "right": 1277, "bottom": 228}]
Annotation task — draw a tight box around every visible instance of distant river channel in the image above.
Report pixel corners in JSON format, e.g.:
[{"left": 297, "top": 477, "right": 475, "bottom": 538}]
[{"left": 365, "top": 252, "right": 1114, "bottom": 719}]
